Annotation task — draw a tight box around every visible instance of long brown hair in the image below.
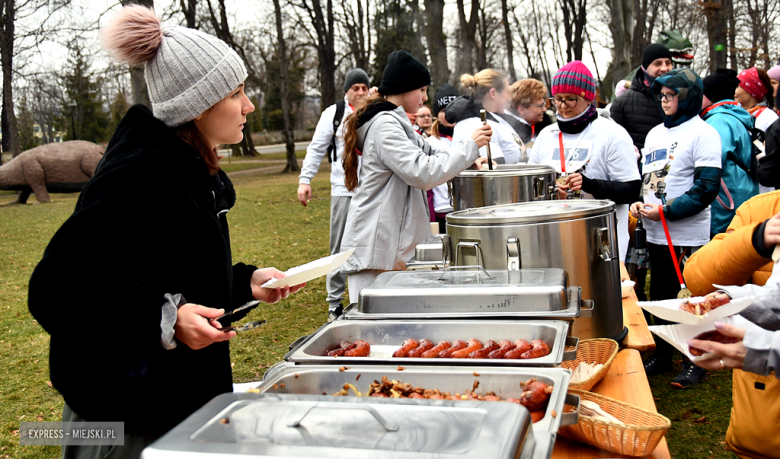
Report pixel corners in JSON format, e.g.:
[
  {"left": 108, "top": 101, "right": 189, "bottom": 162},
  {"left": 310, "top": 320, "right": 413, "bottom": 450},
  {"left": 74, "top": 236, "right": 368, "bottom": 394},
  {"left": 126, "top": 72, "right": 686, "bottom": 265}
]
[
  {"left": 757, "top": 68, "right": 775, "bottom": 110},
  {"left": 343, "top": 93, "right": 385, "bottom": 191},
  {"left": 175, "top": 121, "right": 220, "bottom": 175}
]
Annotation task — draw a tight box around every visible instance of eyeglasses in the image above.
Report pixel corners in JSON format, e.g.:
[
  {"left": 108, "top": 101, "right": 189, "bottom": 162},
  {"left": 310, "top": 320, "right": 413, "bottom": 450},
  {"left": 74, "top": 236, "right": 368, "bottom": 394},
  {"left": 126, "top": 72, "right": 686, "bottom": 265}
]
[
  {"left": 656, "top": 93, "right": 678, "bottom": 102},
  {"left": 417, "top": 114, "right": 432, "bottom": 118},
  {"left": 526, "top": 103, "right": 546, "bottom": 109},
  {"left": 549, "top": 97, "right": 581, "bottom": 108}
]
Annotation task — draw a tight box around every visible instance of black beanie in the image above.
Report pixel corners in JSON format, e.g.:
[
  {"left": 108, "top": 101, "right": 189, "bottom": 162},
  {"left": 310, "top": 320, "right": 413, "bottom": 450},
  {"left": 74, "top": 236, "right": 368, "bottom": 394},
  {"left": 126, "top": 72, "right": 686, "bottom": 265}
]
[
  {"left": 343, "top": 68, "right": 370, "bottom": 93},
  {"left": 432, "top": 84, "right": 459, "bottom": 114},
  {"left": 702, "top": 69, "right": 740, "bottom": 103},
  {"left": 642, "top": 44, "right": 673, "bottom": 69},
  {"left": 377, "top": 50, "right": 431, "bottom": 95}
]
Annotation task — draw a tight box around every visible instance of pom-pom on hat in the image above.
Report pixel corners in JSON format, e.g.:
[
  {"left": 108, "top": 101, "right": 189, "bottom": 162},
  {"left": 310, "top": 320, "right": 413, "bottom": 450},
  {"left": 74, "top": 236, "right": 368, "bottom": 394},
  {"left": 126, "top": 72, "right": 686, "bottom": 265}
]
[
  {"left": 551, "top": 61, "right": 596, "bottom": 101},
  {"left": 101, "top": 5, "right": 247, "bottom": 127},
  {"left": 768, "top": 65, "right": 780, "bottom": 82},
  {"left": 377, "top": 50, "right": 431, "bottom": 96}
]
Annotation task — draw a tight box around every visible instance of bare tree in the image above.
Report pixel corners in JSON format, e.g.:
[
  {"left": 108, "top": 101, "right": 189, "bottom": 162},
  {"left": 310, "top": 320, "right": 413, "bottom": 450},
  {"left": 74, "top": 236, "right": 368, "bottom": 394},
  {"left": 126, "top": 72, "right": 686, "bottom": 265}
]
[
  {"left": 603, "top": 0, "right": 633, "bottom": 100},
  {"left": 500, "top": 0, "right": 516, "bottom": 81},
  {"left": 290, "top": 0, "right": 337, "bottom": 108},
  {"left": 340, "top": 0, "right": 370, "bottom": 71},
  {"left": 702, "top": 0, "right": 731, "bottom": 72},
  {"left": 1, "top": 0, "right": 21, "bottom": 155},
  {"left": 558, "top": 0, "right": 588, "bottom": 61},
  {"left": 422, "top": 0, "right": 450, "bottom": 85},
  {"left": 455, "top": 0, "right": 479, "bottom": 76},
  {"left": 179, "top": 0, "right": 196, "bottom": 28},
  {"left": 272, "top": 0, "right": 298, "bottom": 173}
]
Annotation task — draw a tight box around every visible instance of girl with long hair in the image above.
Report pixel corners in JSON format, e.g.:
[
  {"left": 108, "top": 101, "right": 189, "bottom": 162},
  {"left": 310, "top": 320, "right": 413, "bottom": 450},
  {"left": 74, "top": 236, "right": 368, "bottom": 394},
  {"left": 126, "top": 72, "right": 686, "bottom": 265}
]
[
  {"left": 735, "top": 66, "right": 778, "bottom": 132},
  {"left": 339, "top": 50, "right": 492, "bottom": 301}
]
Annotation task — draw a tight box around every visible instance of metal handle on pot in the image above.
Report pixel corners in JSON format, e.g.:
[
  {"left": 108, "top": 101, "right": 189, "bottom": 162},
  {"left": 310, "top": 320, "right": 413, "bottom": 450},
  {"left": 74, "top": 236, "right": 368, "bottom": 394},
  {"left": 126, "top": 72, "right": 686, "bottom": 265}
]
[
  {"left": 597, "top": 227, "right": 613, "bottom": 261},
  {"left": 560, "top": 393, "right": 581, "bottom": 426},
  {"left": 437, "top": 264, "right": 494, "bottom": 280},
  {"left": 533, "top": 176, "right": 545, "bottom": 199},
  {"left": 456, "top": 241, "right": 483, "bottom": 267},
  {"left": 579, "top": 299, "right": 594, "bottom": 318},
  {"left": 550, "top": 183, "right": 559, "bottom": 200},
  {"left": 562, "top": 336, "right": 580, "bottom": 361},
  {"left": 288, "top": 403, "right": 399, "bottom": 431},
  {"left": 506, "top": 237, "right": 521, "bottom": 270}
]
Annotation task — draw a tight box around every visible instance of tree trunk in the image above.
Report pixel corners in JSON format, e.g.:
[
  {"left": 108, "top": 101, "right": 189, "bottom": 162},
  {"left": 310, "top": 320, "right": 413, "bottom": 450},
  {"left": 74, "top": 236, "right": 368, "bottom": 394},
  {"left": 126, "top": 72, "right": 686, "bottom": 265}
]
[
  {"left": 604, "top": 0, "right": 633, "bottom": 100},
  {"left": 180, "top": 0, "right": 197, "bottom": 28},
  {"left": 273, "top": 0, "right": 298, "bottom": 173},
  {"left": 702, "top": 0, "right": 729, "bottom": 73},
  {"left": 500, "top": 0, "right": 516, "bottom": 81},
  {"left": 121, "top": 0, "right": 153, "bottom": 108},
  {"left": 559, "top": 0, "right": 587, "bottom": 62},
  {"left": 422, "top": 0, "right": 449, "bottom": 85},
  {"left": 1, "top": 0, "right": 19, "bottom": 156},
  {"left": 455, "top": 0, "right": 479, "bottom": 77}
]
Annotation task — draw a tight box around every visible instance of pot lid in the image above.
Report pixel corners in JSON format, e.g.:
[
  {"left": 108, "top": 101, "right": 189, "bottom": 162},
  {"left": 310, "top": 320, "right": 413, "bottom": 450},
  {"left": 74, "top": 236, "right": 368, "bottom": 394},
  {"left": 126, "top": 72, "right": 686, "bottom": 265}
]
[
  {"left": 456, "top": 163, "right": 555, "bottom": 178},
  {"left": 446, "top": 199, "right": 615, "bottom": 225}
]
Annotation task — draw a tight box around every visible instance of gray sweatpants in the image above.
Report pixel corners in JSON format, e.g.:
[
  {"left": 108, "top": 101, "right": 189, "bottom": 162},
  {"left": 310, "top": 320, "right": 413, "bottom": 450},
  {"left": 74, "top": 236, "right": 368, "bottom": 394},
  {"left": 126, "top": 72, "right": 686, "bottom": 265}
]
[
  {"left": 327, "top": 196, "right": 351, "bottom": 309},
  {"left": 61, "top": 403, "right": 159, "bottom": 459}
]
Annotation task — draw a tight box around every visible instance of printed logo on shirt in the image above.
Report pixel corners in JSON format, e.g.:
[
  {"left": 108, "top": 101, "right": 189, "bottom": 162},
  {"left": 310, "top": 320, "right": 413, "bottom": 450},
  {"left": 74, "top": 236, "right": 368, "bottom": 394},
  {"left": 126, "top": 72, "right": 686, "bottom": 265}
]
[
  {"left": 642, "top": 145, "right": 672, "bottom": 197},
  {"left": 551, "top": 141, "right": 592, "bottom": 174}
]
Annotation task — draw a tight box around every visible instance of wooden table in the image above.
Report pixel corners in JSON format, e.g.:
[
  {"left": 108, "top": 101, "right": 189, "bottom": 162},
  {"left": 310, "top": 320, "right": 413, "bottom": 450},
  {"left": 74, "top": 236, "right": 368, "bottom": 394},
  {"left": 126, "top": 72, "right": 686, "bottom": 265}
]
[
  {"left": 620, "top": 262, "right": 656, "bottom": 352},
  {"left": 552, "top": 349, "right": 672, "bottom": 458}
]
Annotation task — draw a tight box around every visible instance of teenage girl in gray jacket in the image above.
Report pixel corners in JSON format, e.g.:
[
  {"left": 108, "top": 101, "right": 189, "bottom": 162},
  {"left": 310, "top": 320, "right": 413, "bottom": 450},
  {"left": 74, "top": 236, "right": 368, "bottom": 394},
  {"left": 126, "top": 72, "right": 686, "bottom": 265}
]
[{"left": 339, "top": 50, "right": 493, "bottom": 303}]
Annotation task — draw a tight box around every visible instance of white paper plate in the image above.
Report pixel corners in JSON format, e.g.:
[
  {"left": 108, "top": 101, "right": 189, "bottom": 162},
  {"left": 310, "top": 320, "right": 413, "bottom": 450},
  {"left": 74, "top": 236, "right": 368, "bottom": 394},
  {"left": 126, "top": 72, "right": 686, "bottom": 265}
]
[
  {"left": 649, "top": 315, "right": 751, "bottom": 361},
  {"left": 261, "top": 248, "right": 355, "bottom": 289},
  {"left": 637, "top": 295, "right": 756, "bottom": 325}
]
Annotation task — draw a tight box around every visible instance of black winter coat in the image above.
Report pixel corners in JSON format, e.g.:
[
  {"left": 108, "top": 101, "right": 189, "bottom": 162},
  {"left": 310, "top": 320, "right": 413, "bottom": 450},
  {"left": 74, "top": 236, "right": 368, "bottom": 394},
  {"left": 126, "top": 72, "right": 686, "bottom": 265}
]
[
  {"left": 757, "top": 118, "right": 780, "bottom": 188},
  {"left": 28, "top": 105, "right": 257, "bottom": 435},
  {"left": 610, "top": 68, "right": 665, "bottom": 150}
]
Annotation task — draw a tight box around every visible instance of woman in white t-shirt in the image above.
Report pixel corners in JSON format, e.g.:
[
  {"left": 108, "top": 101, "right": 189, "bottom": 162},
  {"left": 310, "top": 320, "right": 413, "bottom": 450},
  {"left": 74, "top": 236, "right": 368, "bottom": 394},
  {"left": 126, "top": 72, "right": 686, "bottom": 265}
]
[
  {"left": 447, "top": 69, "right": 525, "bottom": 165},
  {"left": 630, "top": 68, "right": 722, "bottom": 388},
  {"left": 735, "top": 67, "right": 778, "bottom": 133},
  {"left": 528, "top": 61, "right": 641, "bottom": 261}
]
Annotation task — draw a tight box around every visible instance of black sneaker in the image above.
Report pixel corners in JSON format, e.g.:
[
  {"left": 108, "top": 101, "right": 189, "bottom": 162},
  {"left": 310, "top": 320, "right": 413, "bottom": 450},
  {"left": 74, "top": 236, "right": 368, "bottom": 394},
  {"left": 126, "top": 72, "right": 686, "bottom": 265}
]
[
  {"left": 643, "top": 355, "right": 674, "bottom": 376},
  {"left": 671, "top": 360, "right": 708, "bottom": 388},
  {"left": 327, "top": 305, "right": 344, "bottom": 323}
]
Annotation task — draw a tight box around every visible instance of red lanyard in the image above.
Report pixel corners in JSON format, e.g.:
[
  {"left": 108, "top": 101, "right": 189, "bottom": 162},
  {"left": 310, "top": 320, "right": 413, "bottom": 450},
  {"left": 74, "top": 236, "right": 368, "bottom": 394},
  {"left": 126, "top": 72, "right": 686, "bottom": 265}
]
[
  {"left": 658, "top": 206, "right": 687, "bottom": 290},
  {"left": 700, "top": 100, "right": 737, "bottom": 118},
  {"left": 558, "top": 132, "right": 566, "bottom": 174}
]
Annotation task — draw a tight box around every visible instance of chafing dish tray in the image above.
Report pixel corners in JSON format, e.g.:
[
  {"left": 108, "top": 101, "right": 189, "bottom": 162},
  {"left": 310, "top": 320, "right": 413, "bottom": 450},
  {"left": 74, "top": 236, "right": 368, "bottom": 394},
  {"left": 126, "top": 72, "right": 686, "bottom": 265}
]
[
  {"left": 142, "top": 392, "right": 539, "bottom": 459},
  {"left": 414, "top": 234, "right": 444, "bottom": 262},
  {"left": 257, "top": 364, "right": 578, "bottom": 459},
  {"left": 285, "top": 319, "right": 578, "bottom": 367},
  {"left": 345, "top": 268, "right": 581, "bottom": 321}
]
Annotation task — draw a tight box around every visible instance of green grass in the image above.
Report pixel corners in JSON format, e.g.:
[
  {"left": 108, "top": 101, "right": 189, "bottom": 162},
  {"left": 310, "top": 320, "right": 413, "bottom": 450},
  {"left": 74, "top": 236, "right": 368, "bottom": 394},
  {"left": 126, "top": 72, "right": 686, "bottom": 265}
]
[{"left": 0, "top": 170, "right": 740, "bottom": 458}]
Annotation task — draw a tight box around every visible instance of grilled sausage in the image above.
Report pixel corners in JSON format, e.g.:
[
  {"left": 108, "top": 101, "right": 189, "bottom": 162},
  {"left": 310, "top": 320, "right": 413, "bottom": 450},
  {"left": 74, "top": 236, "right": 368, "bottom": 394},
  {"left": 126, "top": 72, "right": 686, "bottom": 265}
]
[
  {"left": 469, "top": 340, "right": 500, "bottom": 359},
  {"left": 407, "top": 339, "right": 434, "bottom": 357},
  {"left": 438, "top": 340, "right": 468, "bottom": 358},
  {"left": 421, "top": 340, "right": 451, "bottom": 358},
  {"left": 530, "top": 411, "right": 546, "bottom": 423},
  {"left": 392, "top": 339, "right": 419, "bottom": 357},
  {"left": 503, "top": 340, "right": 533, "bottom": 359},
  {"left": 327, "top": 340, "right": 357, "bottom": 356},
  {"left": 451, "top": 339, "right": 483, "bottom": 358},
  {"left": 689, "top": 330, "right": 741, "bottom": 356},
  {"left": 488, "top": 340, "right": 515, "bottom": 359},
  {"left": 680, "top": 293, "right": 731, "bottom": 315},
  {"left": 521, "top": 339, "right": 550, "bottom": 359},
  {"left": 344, "top": 340, "right": 371, "bottom": 357},
  {"left": 519, "top": 380, "right": 553, "bottom": 411}
]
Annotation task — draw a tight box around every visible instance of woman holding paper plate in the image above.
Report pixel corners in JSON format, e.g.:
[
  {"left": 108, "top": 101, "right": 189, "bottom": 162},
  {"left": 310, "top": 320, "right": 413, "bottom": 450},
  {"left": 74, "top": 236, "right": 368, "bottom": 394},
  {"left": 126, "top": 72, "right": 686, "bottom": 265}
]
[
  {"left": 339, "top": 50, "right": 493, "bottom": 304},
  {"left": 527, "top": 61, "right": 641, "bottom": 261},
  {"left": 27, "top": 6, "right": 304, "bottom": 457}
]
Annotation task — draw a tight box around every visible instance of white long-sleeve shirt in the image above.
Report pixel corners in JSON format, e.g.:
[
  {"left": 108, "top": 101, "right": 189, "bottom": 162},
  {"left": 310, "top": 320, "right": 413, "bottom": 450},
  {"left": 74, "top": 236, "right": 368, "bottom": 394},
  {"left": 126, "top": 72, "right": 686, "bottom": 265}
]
[{"left": 299, "top": 97, "right": 360, "bottom": 196}]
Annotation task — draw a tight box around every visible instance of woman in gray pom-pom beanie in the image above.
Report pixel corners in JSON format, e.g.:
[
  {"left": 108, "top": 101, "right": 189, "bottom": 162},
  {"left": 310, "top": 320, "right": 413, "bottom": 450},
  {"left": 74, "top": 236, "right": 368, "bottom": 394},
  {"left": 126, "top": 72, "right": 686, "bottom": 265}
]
[{"left": 27, "top": 6, "right": 305, "bottom": 457}]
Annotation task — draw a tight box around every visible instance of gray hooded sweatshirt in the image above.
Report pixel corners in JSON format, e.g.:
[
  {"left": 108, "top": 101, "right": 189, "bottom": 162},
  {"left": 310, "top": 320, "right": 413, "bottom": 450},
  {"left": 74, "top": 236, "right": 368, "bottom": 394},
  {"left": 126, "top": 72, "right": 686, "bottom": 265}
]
[{"left": 340, "top": 105, "right": 479, "bottom": 273}]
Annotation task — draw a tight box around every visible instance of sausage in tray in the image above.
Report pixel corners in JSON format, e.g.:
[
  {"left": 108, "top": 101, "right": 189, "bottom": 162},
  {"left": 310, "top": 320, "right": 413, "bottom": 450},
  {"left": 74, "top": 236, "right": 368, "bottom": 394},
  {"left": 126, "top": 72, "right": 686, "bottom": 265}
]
[{"left": 323, "top": 337, "right": 552, "bottom": 359}]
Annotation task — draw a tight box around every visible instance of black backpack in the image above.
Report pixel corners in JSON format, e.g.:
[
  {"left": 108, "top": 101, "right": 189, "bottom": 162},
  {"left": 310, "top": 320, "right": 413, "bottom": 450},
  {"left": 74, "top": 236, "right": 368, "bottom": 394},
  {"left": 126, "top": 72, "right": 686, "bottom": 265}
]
[{"left": 326, "top": 99, "right": 346, "bottom": 164}]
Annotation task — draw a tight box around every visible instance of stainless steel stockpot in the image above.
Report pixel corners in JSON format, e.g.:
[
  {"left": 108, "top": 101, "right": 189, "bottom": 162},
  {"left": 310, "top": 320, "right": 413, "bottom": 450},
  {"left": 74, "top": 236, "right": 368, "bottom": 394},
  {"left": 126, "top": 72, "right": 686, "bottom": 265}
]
[
  {"left": 445, "top": 200, "right": 625, "bottom": 341},
  {"left": 450, "top": 164, "right": 556, "bottom": 211}
]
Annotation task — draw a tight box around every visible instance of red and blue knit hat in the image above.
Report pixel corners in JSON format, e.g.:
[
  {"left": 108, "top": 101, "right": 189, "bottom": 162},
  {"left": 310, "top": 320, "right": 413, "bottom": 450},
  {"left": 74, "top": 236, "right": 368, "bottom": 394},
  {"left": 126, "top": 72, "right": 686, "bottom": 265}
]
[{"left": 551, "top": 61, "right": 596, "bottom": 101}]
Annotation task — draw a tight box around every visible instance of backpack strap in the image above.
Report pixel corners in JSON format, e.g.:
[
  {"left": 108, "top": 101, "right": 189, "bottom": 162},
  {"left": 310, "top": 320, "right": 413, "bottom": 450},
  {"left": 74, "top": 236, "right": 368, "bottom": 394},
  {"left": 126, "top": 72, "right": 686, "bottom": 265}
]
[{"left": 326, "top": 99, "right": 347, "bottom": 164}]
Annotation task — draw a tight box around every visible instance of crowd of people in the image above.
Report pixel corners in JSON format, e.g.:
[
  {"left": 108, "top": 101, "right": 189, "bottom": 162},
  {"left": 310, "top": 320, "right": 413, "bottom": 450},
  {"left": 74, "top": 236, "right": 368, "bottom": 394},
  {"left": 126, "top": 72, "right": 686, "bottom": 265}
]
[{"left": 20, "top": 3, "right": 780, "bottom": 458}]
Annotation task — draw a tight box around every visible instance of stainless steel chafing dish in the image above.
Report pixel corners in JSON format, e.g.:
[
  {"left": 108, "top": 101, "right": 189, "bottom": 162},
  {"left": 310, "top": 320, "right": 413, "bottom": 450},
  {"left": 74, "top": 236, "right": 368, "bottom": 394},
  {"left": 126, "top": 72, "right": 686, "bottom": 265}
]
[
  {"left": 451, "top": 164, "right": 557, "bottom": 211},
  {"left": 344, "top": 268, "right": 581, "bottom": 322},
  {"left": 256, "top": 364, "right": 578, "bottom": 459},
  {"left": 142, "top": 392, "right": 542, "bottom": 459},
  {"left": 285, "top": 319, "right": 578, "bottom": 367},
  {"left": 405, "top": 234, "right": 446, "bottom": 271}
]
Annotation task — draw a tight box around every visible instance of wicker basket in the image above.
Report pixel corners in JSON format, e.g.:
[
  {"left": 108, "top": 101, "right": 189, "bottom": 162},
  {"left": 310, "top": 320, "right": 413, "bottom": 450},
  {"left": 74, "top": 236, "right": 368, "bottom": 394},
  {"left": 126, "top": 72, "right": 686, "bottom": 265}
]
[
  {"left": 559, "top": 389, "right": 671, "bottom": 457},
  {"left": 561, "top": 338, "right": 618, "bottom": 391}
]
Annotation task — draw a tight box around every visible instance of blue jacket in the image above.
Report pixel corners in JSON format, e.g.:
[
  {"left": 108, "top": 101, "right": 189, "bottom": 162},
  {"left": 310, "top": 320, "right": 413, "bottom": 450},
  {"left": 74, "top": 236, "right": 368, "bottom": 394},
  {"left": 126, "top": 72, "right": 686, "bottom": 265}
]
[{"left": 702, "top": 102, "right": 758, "bottom": 234}]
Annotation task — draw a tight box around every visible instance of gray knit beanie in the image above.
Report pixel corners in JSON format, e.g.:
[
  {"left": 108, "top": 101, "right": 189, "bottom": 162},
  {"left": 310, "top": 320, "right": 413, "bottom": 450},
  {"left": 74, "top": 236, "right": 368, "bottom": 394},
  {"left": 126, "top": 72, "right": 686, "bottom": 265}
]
[{"left": 102, "top": 5, "right": 247, "bottom": 127}]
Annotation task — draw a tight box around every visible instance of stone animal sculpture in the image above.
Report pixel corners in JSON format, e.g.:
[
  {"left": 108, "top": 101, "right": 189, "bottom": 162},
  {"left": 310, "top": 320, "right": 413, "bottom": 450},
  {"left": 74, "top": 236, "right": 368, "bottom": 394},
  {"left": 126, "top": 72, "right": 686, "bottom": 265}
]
[{"left": 0, "top": 140, "right": 105, "bottom": 204}]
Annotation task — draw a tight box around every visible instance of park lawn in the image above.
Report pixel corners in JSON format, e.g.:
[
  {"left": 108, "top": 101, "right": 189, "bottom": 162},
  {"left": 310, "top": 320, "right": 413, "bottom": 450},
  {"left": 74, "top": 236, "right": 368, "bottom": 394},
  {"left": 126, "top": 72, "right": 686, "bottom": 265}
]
[{"left": 0, "top": 169, "right": 738, "bottom": 458}]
